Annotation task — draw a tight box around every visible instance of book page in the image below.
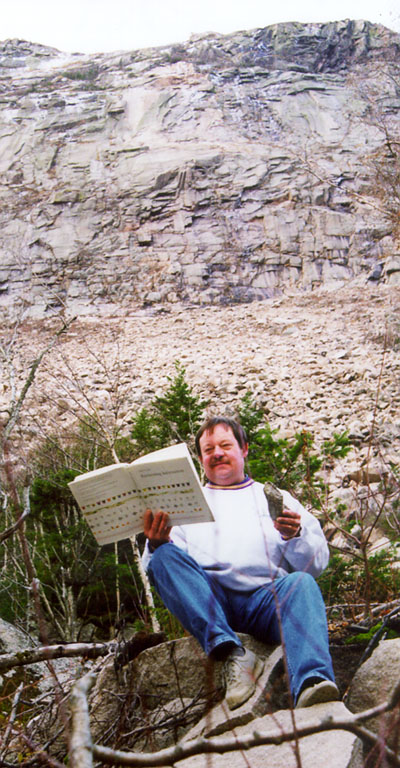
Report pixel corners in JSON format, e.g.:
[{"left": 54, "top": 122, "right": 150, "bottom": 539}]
[
  {"left": 129, "top": 452, "right": 213, "bottom": 526},
  {"left": 69, "top": 465, "right": 145, "bottom": 545},
  {"left": 132, "top": 442, "right": 190, "bottom": 465}
]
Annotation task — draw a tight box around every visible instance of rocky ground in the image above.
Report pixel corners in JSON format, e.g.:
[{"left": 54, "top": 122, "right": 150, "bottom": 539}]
[{"left": 2, "top": 282, "right": 399, "bottom": 491}]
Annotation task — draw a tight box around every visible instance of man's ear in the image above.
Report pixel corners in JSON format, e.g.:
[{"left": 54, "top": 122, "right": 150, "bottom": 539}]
[{"left": 242, "top": 442, "right": 249, "bottom": 459}]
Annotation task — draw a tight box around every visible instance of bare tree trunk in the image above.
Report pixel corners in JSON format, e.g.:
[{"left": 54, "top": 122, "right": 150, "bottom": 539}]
[
  {"left": 108, "top": 450, "right": 159, "bottom": 633},
  {"left": 113, "top": 541, "right": 121, "bottom": 637},
  {"left": 130, "top": 537, "right": 161, "bottom": 632}
]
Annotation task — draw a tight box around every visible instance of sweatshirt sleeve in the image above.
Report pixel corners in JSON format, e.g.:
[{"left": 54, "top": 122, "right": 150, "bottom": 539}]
[
  {"left": 141, "top": 540, "right": 153, "bottom": 572},
  {"left": 278, "top": 490, "right": 329, "bottom": 578}
]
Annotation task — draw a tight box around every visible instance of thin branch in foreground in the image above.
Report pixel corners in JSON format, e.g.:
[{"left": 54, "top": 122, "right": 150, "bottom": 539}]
[
  {"left": 0, "top": 682, "right": 23, "bottom": 760},
  {"left": 2, "top": 317, "right": 76, "bottom": 446},
  {"left": 19, "top": 733, "right": 66, "bottom": 768}
]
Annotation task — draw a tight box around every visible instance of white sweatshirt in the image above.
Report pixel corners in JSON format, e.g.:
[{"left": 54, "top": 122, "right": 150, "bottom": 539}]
[{"left": 142, "top": 479, "right": 329, "bottom": 591}]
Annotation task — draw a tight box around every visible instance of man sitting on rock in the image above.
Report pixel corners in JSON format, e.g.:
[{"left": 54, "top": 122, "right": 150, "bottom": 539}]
[{"left": 142, "top": 416, "right": 339, "bottom": 710}]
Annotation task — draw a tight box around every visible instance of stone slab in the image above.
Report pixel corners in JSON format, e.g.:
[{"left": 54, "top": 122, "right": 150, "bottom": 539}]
[{"left": 180, "top": 703, "right": 362, "bottom": 768}]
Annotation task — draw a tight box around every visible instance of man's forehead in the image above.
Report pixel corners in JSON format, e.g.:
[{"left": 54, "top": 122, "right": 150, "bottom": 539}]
[{"left": 200, "top": 425, "right": 235, "bottom": 443}]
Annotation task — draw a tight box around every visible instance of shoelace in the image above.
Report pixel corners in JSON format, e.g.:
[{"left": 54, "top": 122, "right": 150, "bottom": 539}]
[{"left": 224, "top": 656, "right": 247, "bottom": 684}]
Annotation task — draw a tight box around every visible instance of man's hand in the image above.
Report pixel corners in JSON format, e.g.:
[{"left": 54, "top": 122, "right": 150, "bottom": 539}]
[
  {"left": 274, "top": 509, "right": 301, "bottom": 540},
  {"left": 143, "top": 509, "right": 171, "bottom": 549}
]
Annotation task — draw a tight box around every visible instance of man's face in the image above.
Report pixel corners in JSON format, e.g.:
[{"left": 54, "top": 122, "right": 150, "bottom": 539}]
[{"left": 199, "top": 424, "right": 248, "bottom": 486}]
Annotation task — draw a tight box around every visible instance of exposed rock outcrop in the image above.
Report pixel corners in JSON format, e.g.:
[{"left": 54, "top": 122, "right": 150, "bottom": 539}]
[
  {"left": 0, "top": 618, "right": 81, "bottom": 695},
  {"left": 347, "top": 637, "right": 400, "bottom": 751},
  {"left": 0, "top": 20, "right": 399, "bottom": 317},
  {"left": 87, "top": 634, "right": 398, "bottom": 766},
  {"left": 4, "top": 625, "right": 396, "bottom": 766},
  {"left": 180, "top": 704, "right": 362, "bottom": 768},
  {"left": 0, "top": 617, "right": 32, "bottom": 654}
]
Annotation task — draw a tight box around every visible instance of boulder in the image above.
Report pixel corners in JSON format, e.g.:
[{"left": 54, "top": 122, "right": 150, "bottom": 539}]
[
  {"left": 181, "top": 703, "right": 362, "bottom": 768},
  {"left": 0, "top": 617, "right": 31, "bottom": 654},
  {"left": 12, "top": 627, "right": 397, "bottom": 767},
  {"left": 89, "top": 634, "right": 283, "bottom": 751},
  {"left": 346, "top": 638, "right": 400, "bottom": 753},
  {"left": 0, "top": 618, "right": 83, "bottom": 699}
]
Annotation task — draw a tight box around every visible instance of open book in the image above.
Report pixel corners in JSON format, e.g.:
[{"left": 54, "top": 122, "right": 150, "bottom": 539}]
[{"left": 68, "top": 443, "right": 213, "bottom": 545}]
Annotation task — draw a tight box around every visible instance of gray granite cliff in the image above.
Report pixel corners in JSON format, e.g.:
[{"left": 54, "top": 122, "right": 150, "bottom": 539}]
[{"left": 0, "top": 20, "right": 399, "bottom": 316}]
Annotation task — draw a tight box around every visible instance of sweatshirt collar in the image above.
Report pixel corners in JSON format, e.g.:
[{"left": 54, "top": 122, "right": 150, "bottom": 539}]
[{"left": 205, "top": 474, "right": 254, "bottom": 490}]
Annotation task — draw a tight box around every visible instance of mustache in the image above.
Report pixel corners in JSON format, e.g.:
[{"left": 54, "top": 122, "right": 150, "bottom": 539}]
[{"left": 210, "top": 458, "right": 229, "bottom": 467}]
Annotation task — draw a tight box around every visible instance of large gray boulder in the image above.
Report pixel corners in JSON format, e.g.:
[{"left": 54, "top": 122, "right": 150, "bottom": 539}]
[
  {"left": 347, "top": 638, "right": 400, "bottom": 752},
  {"left": 89, "top": 634, "right": 283, "bottom": 751},
  {"left": 25, "top": 629, "right": 400, "bottom": 767},
  {"left": 0, "top": 617, "right": 81, "bottom": 697},
  {"left": 0, "top": 617, "right": 32, "bottom": 654},
  {"left": 88, "top": 631, "right": 369, "bottom": 766}
]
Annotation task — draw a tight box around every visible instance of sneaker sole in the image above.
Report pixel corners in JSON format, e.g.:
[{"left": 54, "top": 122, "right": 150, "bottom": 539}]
[{"left": 296, "top": 681, "right": 339, "bottom": 708}]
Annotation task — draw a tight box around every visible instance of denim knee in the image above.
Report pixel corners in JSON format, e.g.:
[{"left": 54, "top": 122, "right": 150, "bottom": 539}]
[
  {"left": 273, "top": 571, "right": 327, "bottom": 620},
  {"left": 283, "top": 571, "right": 322, "bottom": 596}
]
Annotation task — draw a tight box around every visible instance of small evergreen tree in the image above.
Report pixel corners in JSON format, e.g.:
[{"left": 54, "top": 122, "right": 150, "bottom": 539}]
[
  {"left": 129, "top": 407, "right": 165, "bottom": 456},
  {"left": 130, "top": 361, "right": 209, "bottom": 458}
]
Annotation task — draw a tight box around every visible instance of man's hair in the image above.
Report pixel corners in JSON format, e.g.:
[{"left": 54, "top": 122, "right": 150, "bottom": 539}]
[{"left": 195, "top": 417, "right": 248, "bottom": 456}]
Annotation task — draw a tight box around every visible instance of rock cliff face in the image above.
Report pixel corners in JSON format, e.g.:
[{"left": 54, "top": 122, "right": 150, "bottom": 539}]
[{"left": 1, "top": 20, "right": 400, "bottom": 316}]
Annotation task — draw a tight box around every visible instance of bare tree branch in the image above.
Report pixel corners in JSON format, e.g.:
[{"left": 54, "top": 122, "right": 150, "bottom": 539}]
[
  {"left": 0, "top": 642, "right": 116, "bottom": 673},
  {"left": 0, "top": 682, "right": 23, "bottom": 760},
  {"left": 1, "top": 317, "right": 75, "bottom": 448},
  {"left": 69, "top": 672, "right": 96, "bottom": 768},
  {"left": 0, "top": 632, "right": 166, "bottom": 672},
  {"left": 130, "top": 537, "right": 161, "bottom": 633},
  {"left": 19, "top": 733, "right": 66, "bottom": 768},
  {"left": 0, "top": 506, "right": 30, "bottom": 544}
]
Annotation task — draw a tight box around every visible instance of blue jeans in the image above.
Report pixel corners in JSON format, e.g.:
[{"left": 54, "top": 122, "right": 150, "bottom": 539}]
[{"left": 148, "top": 543, "right": 335, "bottom": 703}]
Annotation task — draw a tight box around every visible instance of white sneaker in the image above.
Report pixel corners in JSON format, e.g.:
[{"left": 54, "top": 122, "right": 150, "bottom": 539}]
[
  {"left": 223, "top": 648, "right": 264, "bottom": 710},
  {"left": 296, "top": 679, "right": 339, "bottom": 708}
]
